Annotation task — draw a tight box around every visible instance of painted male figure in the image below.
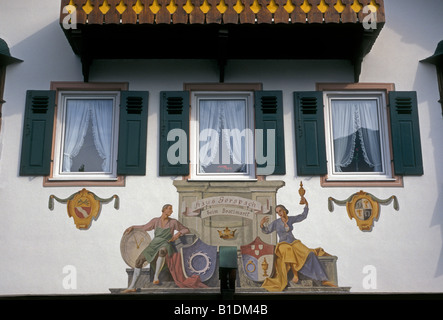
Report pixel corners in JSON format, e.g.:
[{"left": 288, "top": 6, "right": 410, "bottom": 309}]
[{"left": 122, "top": 204, "right": 199, "bottom": 293}]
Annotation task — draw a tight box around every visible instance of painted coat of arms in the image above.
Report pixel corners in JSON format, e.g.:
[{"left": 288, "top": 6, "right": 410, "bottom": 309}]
[
  {"left": 328, "top": 190, "right": 399, "bottom": 231},
  {"left": 181, "top": 238, "right": 217, "bottom": 282},
  {"left": 240, "top": 237, "right": 275, "bottom": 282},
  {"left": 68, "top": 189, "right": 100, "bottom": 227},
  {"left": 49, "top": 188, "right": 119, "bottom": 229}
]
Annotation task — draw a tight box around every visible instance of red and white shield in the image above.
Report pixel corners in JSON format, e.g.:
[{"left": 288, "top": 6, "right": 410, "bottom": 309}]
[{"left": 240, "top": 237, "right": 275, "bottom": 282}]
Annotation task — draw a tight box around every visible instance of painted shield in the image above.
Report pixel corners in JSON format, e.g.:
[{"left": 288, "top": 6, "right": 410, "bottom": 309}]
[
  {"left": 74, "top": 205, "right": 91, "bottom": 219},
  {"left": 181, "top": 238, "right": 217, "bottom": 282},
  {"left": 240, "top": 237, "right": 275, "bottom": 282},
  {"left": 66, "top": 189, "right": 100, "bottom": 229}
]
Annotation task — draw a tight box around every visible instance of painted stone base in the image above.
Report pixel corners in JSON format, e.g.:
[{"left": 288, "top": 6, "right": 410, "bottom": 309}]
[
  {"left": 109, "top": 286, "right": 351, "bottom": 295},
  {"left": 110, "top": 255, "right": 350, "bottom": 294}
]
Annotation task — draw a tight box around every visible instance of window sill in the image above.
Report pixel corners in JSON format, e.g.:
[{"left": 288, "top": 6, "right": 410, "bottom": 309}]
[
  {"left": 43, "top": 176, "right": 125, "bottom": 187},
  {"left": 187, "top": 178, "right": 258, "bottom": 182},
  {"left": 320, "top": 175, "right": 403, "bottom": 187}
]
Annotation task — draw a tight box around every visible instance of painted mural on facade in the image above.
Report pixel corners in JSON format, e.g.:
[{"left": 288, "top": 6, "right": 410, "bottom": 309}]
[{"left": 118, "top": 184, "right": 342, "bottom": 293}]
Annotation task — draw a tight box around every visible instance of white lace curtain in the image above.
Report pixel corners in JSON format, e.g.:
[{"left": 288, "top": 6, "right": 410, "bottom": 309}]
[
  {"left": 331, "top": 100, "right": 382, "bottom": 172},
  {"left": 63, "top": 99, "right": 113, "bottom": 172},
  {"left": 198, "top": 100, "right": 246, "bottom": 172}
]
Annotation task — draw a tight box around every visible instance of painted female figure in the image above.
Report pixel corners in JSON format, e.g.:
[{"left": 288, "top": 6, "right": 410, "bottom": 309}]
[{"left": 260, "top": 198, "right": 336, "bottom": 291}]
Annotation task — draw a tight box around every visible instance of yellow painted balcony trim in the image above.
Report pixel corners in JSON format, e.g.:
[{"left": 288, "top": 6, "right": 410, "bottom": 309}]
[{"left": 64, "top": 0, "right": 385, "bottom": 23}]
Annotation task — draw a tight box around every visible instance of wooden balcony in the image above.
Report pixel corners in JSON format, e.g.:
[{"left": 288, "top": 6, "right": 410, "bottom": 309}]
[{"left": 60, "top": 0, "right": 385, "bottom": 82}]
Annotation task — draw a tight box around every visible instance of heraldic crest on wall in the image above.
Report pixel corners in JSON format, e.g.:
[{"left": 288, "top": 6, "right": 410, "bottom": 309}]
[
  {"left": 328, "top": 190, "right": 399, "bottom": 231},
  {"left": 49, "top": 188, "right": 119, "bottom": 229},
  {"left": 181, "top": 238, "right": 217, "bottom": 282},
  {"left": 241, "top": 237, "right": 275, "bottom": 283}
]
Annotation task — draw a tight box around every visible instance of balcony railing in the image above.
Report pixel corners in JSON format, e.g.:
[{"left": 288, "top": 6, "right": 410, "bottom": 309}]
[
  {"left": 60, "top": 0, "right": 385, "bottom": 82},
  {"left": 60, "top": 0, "right": 385, "bottom": 26}
]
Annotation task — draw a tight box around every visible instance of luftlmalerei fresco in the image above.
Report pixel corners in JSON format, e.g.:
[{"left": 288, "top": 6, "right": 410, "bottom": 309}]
[{"left": 118, "top": 183, "right": 344, "bottom": 293}]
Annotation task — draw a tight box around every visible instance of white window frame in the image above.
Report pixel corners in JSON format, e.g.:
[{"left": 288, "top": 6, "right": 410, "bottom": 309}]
[
  {"left": 51, "top": 91, "right": 120, "bottom": 181},
  {"left": 324, "top": 91, "right": 393, "bottom": 181},
  {"left": 190, "top": 91, "right": 256, "bottom": 181}
]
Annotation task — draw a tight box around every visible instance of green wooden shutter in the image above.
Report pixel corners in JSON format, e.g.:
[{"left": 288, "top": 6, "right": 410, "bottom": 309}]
[
  {"left": 294, "top": 91, "right": 327, "bottom": 176},
  {"left": 254, "top": 91, "right": 285, "bottom": 175},
  {"left": 159, "top": 91, "right": 189, "bottom": 176},
  {"left": 389, "top": 91, "right": 423, "bottom": 175},
  {"left": 117, "top": 91, "right": 149, "bottom": 175},
  {"left": 19, "top": 90, "right": 56, "bottom": 176}
]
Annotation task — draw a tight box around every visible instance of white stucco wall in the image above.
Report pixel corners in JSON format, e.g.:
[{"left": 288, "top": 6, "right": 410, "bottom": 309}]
[{"left": 0, "top": 0, "right": 442, "bottom": 295}]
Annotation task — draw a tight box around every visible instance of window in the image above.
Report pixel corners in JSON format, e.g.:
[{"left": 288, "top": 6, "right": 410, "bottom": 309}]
[
  {"left": 52, "top": 92, "right": 120, "bottom": 180},
  {"left": 295, "top": 84, "right": 423, "bottom": 187},
  {"left": 324, "top": 92, "right": 393, "bottom": 181},
  {"left": 19, "top": 82, "right": 149, "bottom": 185},
  {"left": 190, "top": 92, "right": 255, "bottom": 180},
  {"left": 159, "top": 84, "right": 285, "bottom": 178}
]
